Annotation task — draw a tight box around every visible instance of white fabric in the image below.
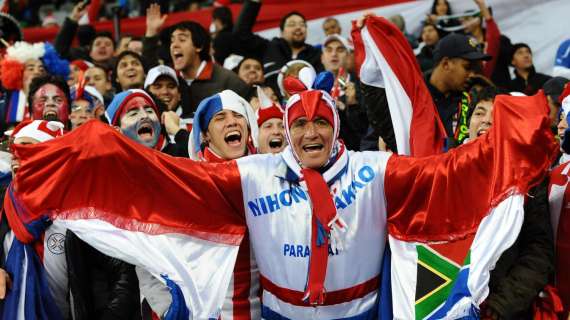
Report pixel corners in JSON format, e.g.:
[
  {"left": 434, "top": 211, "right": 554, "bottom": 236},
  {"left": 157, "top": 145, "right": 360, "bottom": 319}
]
[
  {"left": 43, "top": 223, "right": 69, "bottom": 319},
  {"left": 236, "top": 149, "right": 391, "bottom": 318},
  {"left": 53, "top": 218, "right": 240, "bottom": 320},
  {"left": 13, "top": 120, "right": 64, "bottom": 143}
]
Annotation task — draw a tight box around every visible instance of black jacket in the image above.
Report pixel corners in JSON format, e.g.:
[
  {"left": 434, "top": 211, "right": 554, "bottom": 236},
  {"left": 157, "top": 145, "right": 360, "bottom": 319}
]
[
  {"left": 485, "top": 178, "right": 555, "bottom": 319},
  {"left": 233, "top": 0, "right": 323, "bottom": 95},
  {"left": 509, "top": 67, "right": 552, "bottom": 96},
  {"left": 416, "top": 45, "right": 436, "bottom": 73},
  {"left": 359, "top": 83, "right": 395, "bottom": 152}
]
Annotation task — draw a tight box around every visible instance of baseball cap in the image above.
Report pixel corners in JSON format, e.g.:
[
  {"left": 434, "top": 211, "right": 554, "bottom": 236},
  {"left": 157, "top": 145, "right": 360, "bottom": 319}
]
[
  {"left": 433, "top": 33, "right": 491, "bottom": 63},
  {"left": 323, "top": 34, "right": 353, "bottom": 51},
  {"left": 543, "top": 76, "right": 569, "bottom": 103},
  {"left": 144, "top": 65, "right": 179, "bottom": 89}
]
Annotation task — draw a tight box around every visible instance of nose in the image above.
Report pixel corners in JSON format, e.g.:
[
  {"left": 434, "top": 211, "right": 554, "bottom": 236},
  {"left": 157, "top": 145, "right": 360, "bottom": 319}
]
[{"left": 303, "top": 122, "right": 318, "bottom": 138}]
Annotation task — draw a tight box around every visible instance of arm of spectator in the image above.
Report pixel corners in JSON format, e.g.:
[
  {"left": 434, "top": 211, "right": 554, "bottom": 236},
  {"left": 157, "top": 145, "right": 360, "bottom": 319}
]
[
  {"left": 54, "top": 2, "right": 87, "bottom": 59},
  {"left": 233, "top": 0, "right": 269, "bottom": 58},
  {"left": 484, "top": 179, "right": 554, "bottom": 318},
  {"left": 482, "top": 18, "right": 501, "bottom": 79},
  {"left": 142, "top": 3, "right": 167, "bottom": 68},
  {"left": 360, "top": 83, "right": 397, "bottom": 153}
]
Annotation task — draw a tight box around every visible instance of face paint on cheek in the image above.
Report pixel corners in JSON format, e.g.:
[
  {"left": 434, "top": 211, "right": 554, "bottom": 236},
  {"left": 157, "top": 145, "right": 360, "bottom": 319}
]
[
  {"left": 32, "top": 85, "right": 69, "bottom": 123},
  {"left": 121, "top": 117, "right": 162, "bottom": 148}
]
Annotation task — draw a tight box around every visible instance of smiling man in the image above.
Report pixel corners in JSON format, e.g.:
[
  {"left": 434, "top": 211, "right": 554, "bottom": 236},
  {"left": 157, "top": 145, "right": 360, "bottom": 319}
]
[
  {"left": 27, "top": 75, "right": 71, "bottom": 127},
  {"left": 144, "top": 65, "right": 181, "bottom": 113}
]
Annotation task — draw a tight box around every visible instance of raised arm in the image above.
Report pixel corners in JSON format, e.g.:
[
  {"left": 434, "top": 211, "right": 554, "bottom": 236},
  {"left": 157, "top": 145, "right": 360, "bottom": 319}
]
[
  {"left": 232, "top": 0, "right": 269, "bottom": 59},
  {"left": 54, "top": 2, "right": 88, "bottom": 60}
]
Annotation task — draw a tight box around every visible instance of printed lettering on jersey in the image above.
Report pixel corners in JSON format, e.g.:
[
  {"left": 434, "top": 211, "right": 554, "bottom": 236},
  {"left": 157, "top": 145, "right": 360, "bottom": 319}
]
[
  {"left": 283, "top": 243, "right": 340, "bottom": 258},
  {"left": 247, "top": 165, "right": 376, "bottom": 216}
]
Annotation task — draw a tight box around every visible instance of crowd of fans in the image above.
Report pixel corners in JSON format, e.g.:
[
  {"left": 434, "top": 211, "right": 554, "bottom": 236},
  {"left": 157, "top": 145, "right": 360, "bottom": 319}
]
[{"left": 0, "top": 0, "right": 568, "bottom": 319}]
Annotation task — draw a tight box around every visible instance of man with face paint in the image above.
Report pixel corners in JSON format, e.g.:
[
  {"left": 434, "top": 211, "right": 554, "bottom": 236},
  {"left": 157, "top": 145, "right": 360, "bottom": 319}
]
[
  {"left": 69, "top": 85, "right": 106, "bottom": 130},
  {"left": 106, "top": 89, "right": 186, "bottom": 157},
  {"left": 27, "top": 75, "right": 71, "bottom": 126}
]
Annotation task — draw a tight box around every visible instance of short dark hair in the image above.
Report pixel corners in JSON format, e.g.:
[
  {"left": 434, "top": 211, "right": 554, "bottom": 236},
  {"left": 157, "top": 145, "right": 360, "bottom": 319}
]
[
  {"left": 212, "top": 6, "right": 233, "bottom": 31},
  {"left": 279, "top": 11, "right": 306, "bottom": 31},
  {"left": 467, "top": 85, "right": 507, "bottom": 121},
  {"left": 28, "top": 75, "right": 71, "bottom": 113},
  {"left": 169, "top": 21, "right": 211, "bottom": 62},
  {"left": 431, "top": 0, "right": 452, "bottom": 15},
  {"left": 235, "top": 56, "right": 263, "bottom": 73},
  {"left": 90, "top": 31, "right": 115, "bottom": 51},
  {"left": 510, "top": 43, "right": 532, "bottom": 62},
  {"left": 112, "top": 51, "right": 148, "bottom": 91}
]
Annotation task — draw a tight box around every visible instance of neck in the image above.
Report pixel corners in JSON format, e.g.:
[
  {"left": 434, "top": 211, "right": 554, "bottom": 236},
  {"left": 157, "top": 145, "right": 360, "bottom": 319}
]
[
  {"left": 516, "top": 67, "right": 531, "bottom": 80},
  {"left": 181, "top": 58, "right": 204, "bottom": 80},
  {"left": 429, "top": 68, "right": 450, "bottom": 96}
]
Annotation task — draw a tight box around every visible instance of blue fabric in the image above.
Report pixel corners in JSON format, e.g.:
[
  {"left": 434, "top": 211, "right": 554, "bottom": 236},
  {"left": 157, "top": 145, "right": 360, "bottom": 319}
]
[
  {"left": 555, "top": 39, "right": 570, "bottom": 68},
  {"left": 261, "top": 304, "right": 377, "bottom": 320},
  {"left": 6, "top": 91, "right": 21, "bottom": 123},
  {"left": 162, "top": 274, "right": 191, "bottom": 320},
  {"left": 191, "top": 94, "right": 223, "bottom": 155},
  {"left": 313, "top": 71, "right": 335, "bottom": 94},
  {"left": 426, "top": 267, "right": 478, "bottom": 320},
  {"left": 70, "top": 88, "right": 96, "bottom": 111},
  {"left": 378, "top": 245, "right": 392, "bottom": 320},
  {"left": 41, "top": 43, "right": 70, "bottom": 79},
  {"left": 0, "top": 185, "right": 63, "bottom": 320}
]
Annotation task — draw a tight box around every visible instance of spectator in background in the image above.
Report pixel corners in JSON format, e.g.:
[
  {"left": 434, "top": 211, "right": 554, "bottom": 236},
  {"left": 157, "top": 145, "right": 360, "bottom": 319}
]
[
  {"left": 144, "top": 65, "right": 181, "bottom": 114},
  {"left": 233, "top": 0, "right": 323, "bottom": 97},
  {"left": 543, "top": 77, "right": 569, "bottom": 129},
  {"left": 89, "top": 32, "right": 116, "bottom": 68},
  {"left": 388, "top": 14, "right": 417, "bottom": 49},
  {"left": 68, "top": 59, "right": 93, "bottom": 87},
  {"left": 509, "top": 43, "right": 552, "bottom": 95},
  {"left": 426, "top": 0, "right": 458, "bottom": 31},
  {"left": 322, "top": 17, "right": 341, "bottom": 36},
  {"left": 416, "top": 23, "right": 441, "bottom": 72},
  {"left": 553, "top": 38, "right": 570, "bottom": 79},
  {"left": 127, "top": 37, "right": 144, "bottom": 56},
  {"left": 85, "top": 64, "right": 114, "bottom": 106},
  {"left": 461, "top": 0, "right": 512, "bottom": 89},
  {"left": 236, "top": 57, "right": 265, "bottom": 86},
  {"left": 466, "top": 87, "right": 554, "bottom": 320},
  {"left": 27, "top": 75, "right": 71, "bottom": 127},
  {"left": 255, "top": 87, "right": 286, "bottom": 154},
  {"left": 211, "top": 6, "right": 235, "bottom": 64},
  {"left": 69, "top": 85, "right": 106, "bottom": 130},
  {"left": 115, "top": 35, "right": 133, "bottom": 57},
  {"left": 112, "top": 51, "right": 147, "bottom": 92}
]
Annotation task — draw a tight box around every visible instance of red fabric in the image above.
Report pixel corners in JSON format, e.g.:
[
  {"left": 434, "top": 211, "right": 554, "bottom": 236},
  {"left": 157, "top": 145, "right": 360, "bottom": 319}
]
[
  {"left": 300, "top": 168, "right": 337, "bottom": 305},
  {"left": 532, "top": 285, "right": 565, "bottom": 320},
  {"left": 197, "top": 61, "right": 214, "bottom": 81},
  {"left": 22, "top": 0, "right": 412, "bottom": 43},
  {"left": 232, "top": 232, "right": 252, "bottom": 320},
  {"left": 259, "top": 274, "right": 379, "bottom": 307},
  {"left": 287, "top": 91, "right": 334, "bottom": 128},
  {"left": 257, "top": 105, "right": 283, "bottom": 126},
  {"left": 2, "top": 189, "right": 34, "bottom": 243},
  {"left": 87, "top": 0, "right": 102, "bottom": 24},
  {"left": 12, "top": 120, "right": 247, "bottom": 245},
  {"left": 352, "top": 16, "right": 446, "bottom": 157},
  {"left": 283, "top": 77, "right": 308, "bottom": 96},
  {"left": 482, "top": 18, "right": 501, "bottom": 79},
  {"left": 385, "top": 92, "right": 556, "bottom": 242},
  {"left": 0, "top": 59, "right": 23, "bottom": 91},
  {"left": 559, "top": 83, "right": 570, "bottom": 104}
]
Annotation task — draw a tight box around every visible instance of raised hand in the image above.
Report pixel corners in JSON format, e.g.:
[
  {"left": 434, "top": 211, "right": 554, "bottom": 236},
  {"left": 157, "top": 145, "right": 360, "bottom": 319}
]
[
  {"left": 70, "top": 1, "right": 88, "bottom": 22},
  {"left": 146, "top": 3, "right": 168, "bottom": 37}
]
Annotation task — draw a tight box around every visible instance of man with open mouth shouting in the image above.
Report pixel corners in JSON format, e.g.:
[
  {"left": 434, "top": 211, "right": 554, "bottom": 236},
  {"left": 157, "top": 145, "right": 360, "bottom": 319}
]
[
  {"left": 106, "top": 89, "right": 184, "bottom": 157},
  {"left": 28, "top": 75, "right": 71, "bottom": 127},
  {"left": 255, "top": 86, "right": 287, "bottom": 154}
]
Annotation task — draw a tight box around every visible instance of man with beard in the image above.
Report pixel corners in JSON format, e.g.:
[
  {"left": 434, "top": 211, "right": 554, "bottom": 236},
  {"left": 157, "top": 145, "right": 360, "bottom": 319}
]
[
  {"left": 105, "top": 89, "right": 186, "bottom": 157},
  {"left": 233, "top": 0, "right": 323, "bottom": 96},
  {"left": 255, "top": 87, "right": 286, "bottom": 154},
  {"left": 27, "top": 75, "right": 71, "bottom": 126}
]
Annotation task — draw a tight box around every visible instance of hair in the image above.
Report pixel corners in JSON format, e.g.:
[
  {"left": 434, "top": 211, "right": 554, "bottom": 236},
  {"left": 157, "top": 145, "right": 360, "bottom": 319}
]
[
  {"left": 430, "top": 0, "right": 451, "bottom": 15},
  {"left": 419, "top": 22, "right": 442, "bottom": 42},
  {"left": 112, "top": 50, "right": 148, "bottom": 91},
  {"left": 90, "top": 31, "right": 115, "bottom": 51},
  {"left": 27, "top": 75, "right": 71, "bottom": 112},
  {"left": 322, "top": 17, "right": 339, "bottom": 26},
  {"left": 510, "top": 43, "right": 532, "bottom": 62},
  {"left": 234, "top": 56, "right": 263, "bottom": 74},
  {"left": 212, "top": 6, "right": 233, "bottom": 31},
  {"left": 467, "top": 85, "right": 508, "bottom": 121},
  {"left": 169, "top": 21, "right": 212, "bottom": 62},
  {"left": 279, "top": 11, "right": 306, "bottom": 31}
]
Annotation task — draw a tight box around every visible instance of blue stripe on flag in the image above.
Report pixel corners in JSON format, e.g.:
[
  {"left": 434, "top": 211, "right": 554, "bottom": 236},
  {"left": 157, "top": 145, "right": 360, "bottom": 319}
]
[
  {"left": 378, "top": 245, "right": 392, "bottom": 319},
  {"left": 426, "top": 267, "right": 479, "bottom": 319},
  {"left": 6, "top": 91, "right": 19, "bottom": 123},
  {"left": 162, "top": 274, "right": 191, "bottom": 320},
  {"left": 261, "top": 305, "right": 377, "bottom": 320}
]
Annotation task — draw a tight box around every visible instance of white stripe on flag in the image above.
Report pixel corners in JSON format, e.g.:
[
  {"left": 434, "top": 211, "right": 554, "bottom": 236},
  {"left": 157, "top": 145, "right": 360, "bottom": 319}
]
[
  {"left": 360, "top": 27, "right": 413, "bottom": 155},
  {"left": 54, "top": 218, "right": 240, "bottom": 319}
]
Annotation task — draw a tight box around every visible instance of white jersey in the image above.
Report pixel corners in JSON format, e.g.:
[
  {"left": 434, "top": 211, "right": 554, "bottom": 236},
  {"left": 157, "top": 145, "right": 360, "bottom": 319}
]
[{"left": 237, "top": 147, "right": 390, "bottom": 319}]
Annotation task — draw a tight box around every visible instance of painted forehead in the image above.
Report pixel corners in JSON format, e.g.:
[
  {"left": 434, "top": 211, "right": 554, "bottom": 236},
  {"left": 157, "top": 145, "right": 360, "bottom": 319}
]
[{"left": 34, "top": 84, "right": 65, "bottom": 98}]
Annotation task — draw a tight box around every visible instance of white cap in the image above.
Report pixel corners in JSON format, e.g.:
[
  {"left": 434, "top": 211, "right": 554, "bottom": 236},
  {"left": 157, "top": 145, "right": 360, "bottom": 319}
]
[
  {"left": 12, "top": 120, "right": 64, "bottom": 142},
  {"left": 223, "top": 54, "right": 244, "bottom": 71},
  {"left": 144, "top": 65, "right": 179, "bottom": 89},
  {"left": 322, "top": 34, "right": 353, "bottom": 51}
]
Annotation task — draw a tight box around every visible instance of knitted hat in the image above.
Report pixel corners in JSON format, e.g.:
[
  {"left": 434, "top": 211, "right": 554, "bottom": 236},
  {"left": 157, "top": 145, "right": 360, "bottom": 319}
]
[
  {"left": 256, "top": 86, "right": 284, "bottom": 126},
  {"left": 105, "top": 89, "right": 158, "bottom": 125},
  {"left": 189, "top": 90, "right": 258, "bottom": 160}
]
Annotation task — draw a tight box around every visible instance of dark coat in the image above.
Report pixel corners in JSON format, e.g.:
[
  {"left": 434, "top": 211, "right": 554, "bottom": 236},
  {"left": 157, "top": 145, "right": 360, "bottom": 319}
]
[{"left": 509, "top": 67, "right": 552, "bottom": 96}]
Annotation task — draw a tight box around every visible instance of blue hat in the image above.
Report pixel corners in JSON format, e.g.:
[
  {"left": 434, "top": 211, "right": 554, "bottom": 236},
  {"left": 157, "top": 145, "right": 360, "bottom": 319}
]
[{"left": 105, "top": 89, "right": 157, "bottom": 125}]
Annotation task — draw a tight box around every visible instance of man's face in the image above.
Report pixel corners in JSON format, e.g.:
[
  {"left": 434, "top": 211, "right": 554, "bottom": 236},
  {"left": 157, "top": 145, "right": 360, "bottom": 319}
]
[
  {"left": 435, "top": 0, "right": 448, "bottom": 16},
  {"left": 118, "top": 97, "right": 161, "bottom": 148},
  {"left": 322, "top": 19, "right": 340, "bottom": 36},
  {"left": 85, "top": 67, "right": 112, "bottom": 96},
  {"left": 468, "top": 99, "right": 493, "bottom": 139},
  {"left": 511, "top": 47, "right": 533, "bottom": 70},
  {"left": 444, "top": 58, "right": 477, "bottom": 92},
  {"left": 116, "top": 55, "right": 145, "bottom": 90},
  {"left": 558, "top": 112, "right": 568, "bottom": 149},
  {"left": 31, "top": 83, "right": 69, "bottom": 123},
  {"left": 421, "top": 25, "right": 439, "bottom": 46},
  {"left": 11, "top": 136, "right": 40, "bottom": 174},
  {"left": 321, "top": 40, "right": 348, "bottom": 74},
  {"left": 70, "top": 99, "right": 96, "bottom": 130},
  {"left": 90, "top": 36, "right": 114, "bottom": 62},
  {"left": 282, "top": 15, "right": 307, "bottom": 48},
  {"left": 258, "top": 118, "right": 286, "bottom": 154},
  {"left": 238, "top": 59, "right": 264, "bottom": 85},
  {"left": 203, "top": 109, "right": 249, "bottom": 160},
  {"left": 22, "top": 59, "right": 46, "bottom": 94},
  {"left": 127, "top": 40, "right": 143, "bottom": 56},
  {"left": 170, "top": 29, "right": 201, "bottom": 73},
  {"left": 148, "top": 76, "right": 181, "bottom": 111},
  {"left": 460, "top": 15, "right": 481, "bottom": 34},
  {"left": 289, "top": 116, "right": 334, "bottom": 169}
]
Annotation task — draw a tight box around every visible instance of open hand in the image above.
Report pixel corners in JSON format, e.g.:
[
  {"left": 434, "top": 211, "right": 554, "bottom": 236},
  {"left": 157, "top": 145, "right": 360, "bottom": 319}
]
[
  {"left": 146, "top": 3, "right": 168, "bottom": 37},
  {"left": 70, "top": 1, "right": 88, "bottom": 22}
]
